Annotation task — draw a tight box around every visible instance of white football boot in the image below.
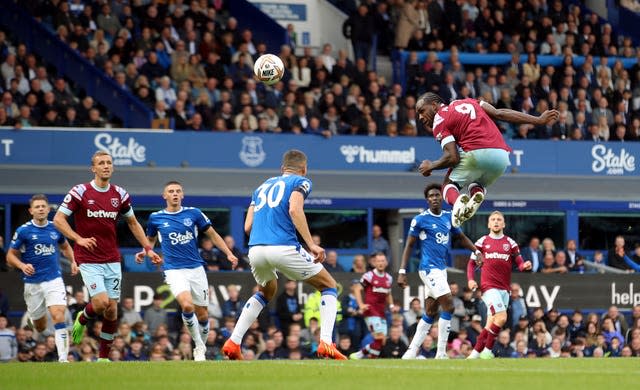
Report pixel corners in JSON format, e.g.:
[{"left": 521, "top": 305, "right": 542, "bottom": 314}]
[{"left": 451, "top": 194, "right": 470, "bottom": 228}]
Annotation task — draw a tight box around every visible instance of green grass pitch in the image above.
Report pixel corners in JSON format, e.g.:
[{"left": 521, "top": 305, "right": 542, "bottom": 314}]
[{"left": 1, "top": 359, "right": 637, "bottom": 390}]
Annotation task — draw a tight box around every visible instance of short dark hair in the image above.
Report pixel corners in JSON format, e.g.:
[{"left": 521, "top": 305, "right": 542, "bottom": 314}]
[
  {"left": 417, "top": 92, "right": 444, "bottom": 106},
  {"left": 163, "top": 180, "right": 182, "bottom": 189},
  {"left": 423, "top": 183, "right": 441, "bottom": 199},
  {"left": 29, "top": 194, "right": 48, "bottom": 207}
]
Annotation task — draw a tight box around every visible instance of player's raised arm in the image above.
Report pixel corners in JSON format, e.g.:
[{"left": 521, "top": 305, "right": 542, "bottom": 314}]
[
  {"left": 479, "top": 100, "right": 559, "bottom": 126},
  {"left": 397, "top": 235, "right": 417, "bottom": 288}
]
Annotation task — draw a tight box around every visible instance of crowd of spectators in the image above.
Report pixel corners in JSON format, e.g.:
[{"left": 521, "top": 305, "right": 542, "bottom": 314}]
[
  {"left": 0, "top": 0, "right": 635, "bottom": 139},
  {"left": 2, "top": 230, "right": 640, "bottom": 362},
  {"left": 518, "top": 235, "right": 640, "bottom": 274},
  {"left": 0, "top": 29, "right": 108, "bottom": 128},
  {"left": 1, "top": 275, "right": 640, "bottom": 362}
]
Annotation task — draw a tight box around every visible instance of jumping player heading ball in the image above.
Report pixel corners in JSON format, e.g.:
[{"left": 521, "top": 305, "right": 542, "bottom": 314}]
[{"left": 415, "top": 94, "right": 559, "bottom": 227}]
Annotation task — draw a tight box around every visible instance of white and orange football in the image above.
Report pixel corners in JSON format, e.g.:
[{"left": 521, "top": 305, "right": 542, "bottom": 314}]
[{"left": 253, "top": 53, "right": 285, "bottom": 86}]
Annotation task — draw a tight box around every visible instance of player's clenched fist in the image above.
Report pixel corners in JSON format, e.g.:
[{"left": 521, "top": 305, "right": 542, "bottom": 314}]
[{"left": 418, "top": 160, "right": 433, "bottom": 177}]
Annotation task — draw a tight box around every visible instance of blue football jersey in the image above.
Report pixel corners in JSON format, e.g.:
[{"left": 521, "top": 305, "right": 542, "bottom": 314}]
[
  {"left": 10, "top": 221, "right": 66, "bottom": 283},
  {"left": 408, "top": 210, "right": 462, "bottom": 271},
  {"left": 146, "top": 207, "right": 211, "bottom": 270},
  {"left": 248, "top": 174, "right": 312, "bottom": 247}
]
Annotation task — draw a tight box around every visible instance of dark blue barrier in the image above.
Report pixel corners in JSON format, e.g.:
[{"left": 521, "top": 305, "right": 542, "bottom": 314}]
[
  {"left": 1, "top": 129, "right": 638, "bottom": 176},
  {"left": 228, "top": 0, "right": 288, "bottom": 53},
  {"left": 393, "top": 49, "right": 639, "bottom": 90},
  {"left": 0, "top": 0, "right": 153, "bottom": 128}
]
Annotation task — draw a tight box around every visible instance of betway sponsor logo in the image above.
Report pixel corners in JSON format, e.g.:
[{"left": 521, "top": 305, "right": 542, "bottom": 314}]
[
  {"left": 591, "top": 145, "right": 635, "bottom": 175},
  {"left": 34, "top": 243, "right": 56, "bottom": 256},
  {"left": 94, "top": 133, "right": 146, "bottom": 166},
  {"left": 87, "top": 209, "right": 118, "bottom": 219},
  {"left": 611, "top": 282, "right": 640, "bottom": 306},
  {"left": 169, "top": 231, "right": 194, "bottom": 245},
  {"left": 484, "top": 252, "right": 510, "bottom": 261},
  {"left": 340, "top": 145, "right": 415, "bottom": 164},
  {"left": 372, "top": 287, "right": 391, "bottom": 294}
]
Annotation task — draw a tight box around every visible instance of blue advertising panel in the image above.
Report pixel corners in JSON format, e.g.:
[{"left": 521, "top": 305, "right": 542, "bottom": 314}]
[{"left": 0, "top": 129, "right": 638, "bottom": 176}]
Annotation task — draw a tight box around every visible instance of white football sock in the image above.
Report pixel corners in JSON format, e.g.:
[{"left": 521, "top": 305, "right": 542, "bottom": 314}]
[
  {"left": 182, "top": 312, "right": 204, "bottom": 347},
  {"left": 230, "top": 294, "right": 266, "bottom": 344},
  {"left": 437, "top": 317, "right": 451, "bottom": 356},
  {"left": 319, "top": 289, "right": 338, "bottom": 344},
  {"left": 408, "top": 317, "right": 433, "bottom": 351},
  {"left": 54, "top": 324, "right": 68, "bottom": 362}
]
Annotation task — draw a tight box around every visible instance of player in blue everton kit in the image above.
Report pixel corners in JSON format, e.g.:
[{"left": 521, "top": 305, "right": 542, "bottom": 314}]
[
  {"left": 397, "top": 183, "right": 482, "bottom": 359},
  {"left": 138, "top": 181, "right": 237, "bottom": 361},
  {"left": 6, "top": 194, "right": 78, "bottom": 362},
  {"left": 222, "top": 150, "right": 347, "bottom": 360}
]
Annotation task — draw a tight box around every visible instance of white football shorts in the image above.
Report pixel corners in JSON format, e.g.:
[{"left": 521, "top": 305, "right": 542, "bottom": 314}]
[
  {"left": 248, "top": 245, "right": 324, "bottom": 286},
  {"left": 164, "top": 267, "right": 209, "bottom": 307},
  {"left": 24, "top": 277, "right": 67, "bottom": 320},
  {"left": 419, "top": 268, "right": 451, "bottom": 299}
]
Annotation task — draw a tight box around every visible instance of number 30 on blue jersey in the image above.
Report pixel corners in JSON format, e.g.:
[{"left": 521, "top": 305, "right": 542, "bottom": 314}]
[{"left": 249, "top": 175, "right": 312, "bottom": 246}]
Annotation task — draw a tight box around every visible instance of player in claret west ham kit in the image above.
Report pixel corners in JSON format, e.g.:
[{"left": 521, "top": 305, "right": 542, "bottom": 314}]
[
  {"left": 414, "top": 93, "right": 559, "bottom": 227},
  {"left": 349, "top": 252, "right": 396, "bottom": 359},
  {"left": 53, "top": 151, "right": 160, "bottom": 362},
  {"left": 466, "top": 211, "right": 532, "bottom": 359}
]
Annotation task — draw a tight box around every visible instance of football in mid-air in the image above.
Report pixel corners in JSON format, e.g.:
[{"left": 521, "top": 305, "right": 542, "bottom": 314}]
[{"left": 254, "top": 54, "right": 285, "bottom": 86}]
